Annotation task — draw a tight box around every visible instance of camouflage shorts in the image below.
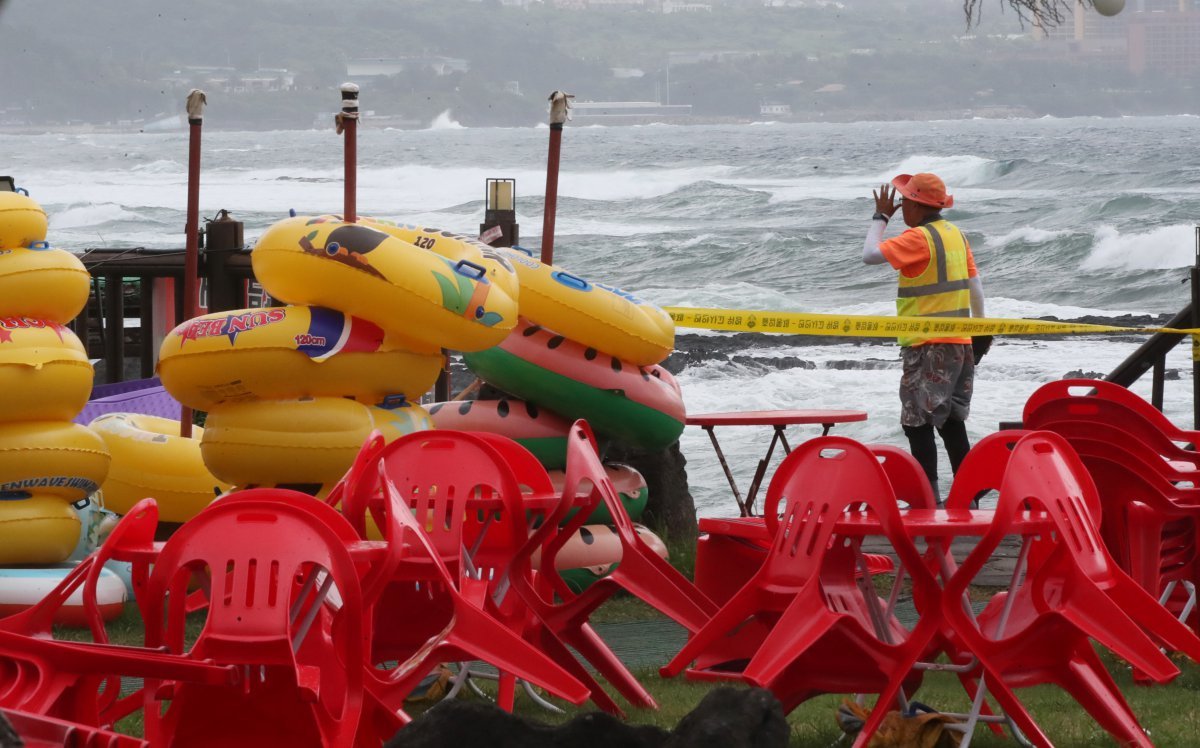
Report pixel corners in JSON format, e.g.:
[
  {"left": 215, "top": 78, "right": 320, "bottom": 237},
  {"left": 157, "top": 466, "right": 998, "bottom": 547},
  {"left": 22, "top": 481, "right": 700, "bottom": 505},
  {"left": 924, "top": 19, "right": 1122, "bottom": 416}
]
[{"left": 899, "top": 343, "right": 974, "bottom": 428}]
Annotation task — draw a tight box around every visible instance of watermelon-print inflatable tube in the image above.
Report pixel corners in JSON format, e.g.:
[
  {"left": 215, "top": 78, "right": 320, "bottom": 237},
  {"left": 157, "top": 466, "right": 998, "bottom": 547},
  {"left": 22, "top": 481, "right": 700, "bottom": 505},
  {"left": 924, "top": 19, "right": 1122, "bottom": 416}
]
[{"left": 463, "top": 320, "right": 685, "bottom": 451}]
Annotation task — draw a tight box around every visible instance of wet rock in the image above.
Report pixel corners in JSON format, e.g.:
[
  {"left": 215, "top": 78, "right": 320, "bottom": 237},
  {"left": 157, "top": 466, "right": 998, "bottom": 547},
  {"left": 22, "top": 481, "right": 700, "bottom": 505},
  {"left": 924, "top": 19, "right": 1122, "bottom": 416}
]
[{"left": 607, "top": 439, "right": 697, "bottom": 541}]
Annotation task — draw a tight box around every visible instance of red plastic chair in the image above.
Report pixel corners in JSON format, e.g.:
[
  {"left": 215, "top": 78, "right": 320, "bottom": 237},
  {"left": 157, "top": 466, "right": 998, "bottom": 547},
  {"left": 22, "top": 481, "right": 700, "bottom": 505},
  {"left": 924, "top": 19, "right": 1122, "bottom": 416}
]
[
  {"left": 506, "top": 421, "right": 717, "bottom": 714},
  {"left": 1025, "top": 388, "right": 1200, "bottom": 472},
  {"left": 1026, "top": 421, "right": 1200, "bottom": 627},
  {"left": 941, "top": 432, "right": 1199, "bottom": 747},
  {"left": 870, "top": 444, "right": 937, "bottom": 511},
  {"left": 1025, "top": 378, "right": 1200, "bottom": 451},
  {"left": 363, "top": 465, "right": 590, "bottom": 718},
  {"left": 944, "top": 430, "right": 1033, "bottom": 510},
  {"left": 663, "top": 437, "right": 944, "bottom": 747},
  {"left": 1, "top": 705, "right": 148, "bottom": 747},
  {"left": 140, "top": 491, "right": 367, "bottom": 748},
  {"left": 0, "top": 499, "right": 236, "bottom": 730}
]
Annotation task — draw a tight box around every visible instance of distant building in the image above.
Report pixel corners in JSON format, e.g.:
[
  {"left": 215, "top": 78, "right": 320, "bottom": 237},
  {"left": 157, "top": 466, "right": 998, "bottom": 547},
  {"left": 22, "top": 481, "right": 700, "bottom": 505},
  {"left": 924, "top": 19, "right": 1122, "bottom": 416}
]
[
  {"left": 345, "top": 57, "right": 469, "bottom": 78},
  {"left": 662, "top": 0, "right": 712, "bottom": 11},
  {"left": 759, "top": 101, "right": 792, "bottom": 116},
  {"left": 160, "top": 66, "right": 294, "bottom": 94},
  {"left": 1032, "top": 0, "right": 1200, "bottom": 75},
  {"left": 1128, "top": 6, "right": 1200, "bottom": 74},
  {"left": 570, "top": 100, "right": 694, "bottom": 124}
]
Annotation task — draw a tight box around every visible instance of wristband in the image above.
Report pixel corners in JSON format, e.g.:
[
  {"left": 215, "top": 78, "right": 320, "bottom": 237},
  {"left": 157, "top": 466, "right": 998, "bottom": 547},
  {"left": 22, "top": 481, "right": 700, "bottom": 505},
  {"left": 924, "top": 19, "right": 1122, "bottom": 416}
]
[{"left": 872, "top": 212, "right": 890, "bottom": 222}]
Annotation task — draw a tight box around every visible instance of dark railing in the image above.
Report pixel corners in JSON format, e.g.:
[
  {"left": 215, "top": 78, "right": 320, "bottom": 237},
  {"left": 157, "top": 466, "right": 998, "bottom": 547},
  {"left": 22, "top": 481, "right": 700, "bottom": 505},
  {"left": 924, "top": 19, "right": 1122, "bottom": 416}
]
[
  {"left": 1104, "top": 226, "right": 1200, "bottom": 429},
  {"left": 75, "top": 240, "right": 254, "bottom": 384}
]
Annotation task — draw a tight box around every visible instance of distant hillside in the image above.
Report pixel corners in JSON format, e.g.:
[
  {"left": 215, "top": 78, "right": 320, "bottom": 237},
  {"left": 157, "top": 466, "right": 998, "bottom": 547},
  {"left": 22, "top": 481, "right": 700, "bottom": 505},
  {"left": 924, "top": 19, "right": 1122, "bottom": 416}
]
[{"left": 0, "top": 0, "right": 1191, "bottom": 128}]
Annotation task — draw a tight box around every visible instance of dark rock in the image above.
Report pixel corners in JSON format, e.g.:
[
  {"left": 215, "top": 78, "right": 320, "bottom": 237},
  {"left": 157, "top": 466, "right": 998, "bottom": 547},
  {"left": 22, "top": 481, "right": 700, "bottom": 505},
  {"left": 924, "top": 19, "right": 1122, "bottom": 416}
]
[
  {"left": 729, "top": 355, "right": 816, "bottom": 371},
  {"left": 824, "top": 359, "right": 898, "bottom": 371},
  {"left": 666, "top": 687, "right": 789, "bottom": 748},
  {"left": 1063, "top": 370, "right": 1106, "bottom": 380},
  {"left": 384, "top": 687, "right": 787, "bottom": 748},
  {"left": 607, "top": 440, "right": 697, "bottom": 541},
  {"left": 384, "top": 699, "right": 668, "bottom": 747}
]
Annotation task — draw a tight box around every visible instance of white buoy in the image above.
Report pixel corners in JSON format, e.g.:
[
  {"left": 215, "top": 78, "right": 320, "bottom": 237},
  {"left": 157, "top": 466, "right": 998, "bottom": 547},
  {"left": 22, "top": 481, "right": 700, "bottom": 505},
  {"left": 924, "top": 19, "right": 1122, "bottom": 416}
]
[{"left": 1093, "top": 0, "right": 1125, "bottom": 17}]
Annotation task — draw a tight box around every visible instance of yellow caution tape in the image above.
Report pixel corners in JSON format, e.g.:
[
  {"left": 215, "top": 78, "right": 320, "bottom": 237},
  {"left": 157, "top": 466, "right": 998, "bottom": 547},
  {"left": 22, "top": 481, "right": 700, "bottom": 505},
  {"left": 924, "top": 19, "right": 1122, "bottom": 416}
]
[{"left": 664, "top": 307, "right": 1200, "bottom": 338}]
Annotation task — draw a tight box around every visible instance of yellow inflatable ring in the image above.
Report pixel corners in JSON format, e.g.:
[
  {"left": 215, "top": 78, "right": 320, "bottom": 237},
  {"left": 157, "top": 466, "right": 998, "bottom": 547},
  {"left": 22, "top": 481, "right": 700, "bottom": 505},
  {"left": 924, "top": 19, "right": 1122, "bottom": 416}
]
[
  {"left": 369, "top": 401, "right": 434, "bottom": 444},
  {"left": 497, "top": 247, "right": 674, "bottom": 365},
  {"left": 157, "top": 305, "right": 443, "bottom": 410},
  {"left": 89, "top": 413, "right": 230, "bottom": 522},
  {"left": 359, "top": 218, "right": 522, "bottom": 305},
  {"left": 0, "top": 495, "right": 80, "bottom": 565},
  {"left": 201, "top": 397, "right": 375, "bottom": 487},
  {"left": 0, "top": 320, "right": 93, "bottom": 424},
  {"left": 252, "top": 215, "right": 517, "bottom": 353},
  {"left": 0, "top": 244, "right": 90, "bottom": 323},
  {"left": 0, "top": 192, "right": 49, "bottom": 250},
  {"left": 0, "top": 422, "right": 110, "bottom": 501}
]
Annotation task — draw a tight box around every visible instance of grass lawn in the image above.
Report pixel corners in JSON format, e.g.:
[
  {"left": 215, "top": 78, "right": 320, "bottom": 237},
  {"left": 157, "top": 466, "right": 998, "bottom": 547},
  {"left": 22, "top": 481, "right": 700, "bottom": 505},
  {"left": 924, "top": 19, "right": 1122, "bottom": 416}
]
[{"left": 62, "top": 597, "right": 1200, "bottom": 746}]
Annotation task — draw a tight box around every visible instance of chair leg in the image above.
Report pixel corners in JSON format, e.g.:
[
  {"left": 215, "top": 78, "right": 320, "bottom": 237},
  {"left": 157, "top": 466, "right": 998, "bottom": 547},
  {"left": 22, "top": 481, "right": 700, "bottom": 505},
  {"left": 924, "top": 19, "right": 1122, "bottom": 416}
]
[
  {"left": 1056, "top": 644, "right": 1153, "bottom": 748},
  {"left": 661, "top": 588, "right": 766, "bottom": 678},
  {"left": 969, "top": 669, "right": 1055, "bottom": 748},
  {"left": 534, "top": 625, "right": 625, "bottom": 716},
  {"left": 560, "top": 622, "right": 657, "bottom": 709}
]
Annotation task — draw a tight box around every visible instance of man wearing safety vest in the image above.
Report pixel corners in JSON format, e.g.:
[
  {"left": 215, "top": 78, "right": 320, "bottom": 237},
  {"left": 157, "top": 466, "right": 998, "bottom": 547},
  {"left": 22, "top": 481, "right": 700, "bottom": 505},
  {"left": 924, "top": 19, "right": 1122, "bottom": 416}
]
[{"left": 863, "top": 173, "right": 992, "bottom": 496}]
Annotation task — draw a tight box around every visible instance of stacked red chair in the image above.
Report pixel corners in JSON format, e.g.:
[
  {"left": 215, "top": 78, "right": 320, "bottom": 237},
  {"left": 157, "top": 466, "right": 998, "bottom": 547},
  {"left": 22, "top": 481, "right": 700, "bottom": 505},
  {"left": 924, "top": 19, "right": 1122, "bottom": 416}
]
[
  {"left": 662, "top": 436, "right": 944, "bottom": 746},
  {"left": 139, "top": 492, "right": 370, "bottom": 748},
  {"left": 1024, "top": 379, "right": 1200, "bottom": 628},
  {"left": 506, "top": 421, "right": 719, "bottom": 715},
  {"left": 0, "top": 499, "right": 240, "bottom": 735},
  {"left": 941, "top": 432, "right": 1200, "bottom": 747},
  {"left": 325, "top": 430, "right": 590, "bottom": 743}
]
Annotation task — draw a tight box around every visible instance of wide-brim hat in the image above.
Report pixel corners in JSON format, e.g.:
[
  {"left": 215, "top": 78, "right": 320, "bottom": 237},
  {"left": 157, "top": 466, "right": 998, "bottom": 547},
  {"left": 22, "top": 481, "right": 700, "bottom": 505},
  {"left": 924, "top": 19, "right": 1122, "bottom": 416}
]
[{"left": 892, "top": 173, "right": 953, "bottom": 209}]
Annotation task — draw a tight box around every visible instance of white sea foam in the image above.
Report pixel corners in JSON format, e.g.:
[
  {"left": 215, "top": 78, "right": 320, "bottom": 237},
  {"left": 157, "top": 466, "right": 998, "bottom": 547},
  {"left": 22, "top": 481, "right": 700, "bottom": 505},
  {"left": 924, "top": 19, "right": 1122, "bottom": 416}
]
[
  {"left": 884, "top": 154, "right": 1004, "bottom": 187},
  {"left": 50, "top": 203, "right": 144, "bottom": 229},
  {"left": 984, "top": 226, "right": 1072, "bottom": 248},
  {"left": 1081, "top": 224, "right": 1198, "bottom": 271},
  {"left": 427, "top": 110, "right": 465, "bottom": 130}
]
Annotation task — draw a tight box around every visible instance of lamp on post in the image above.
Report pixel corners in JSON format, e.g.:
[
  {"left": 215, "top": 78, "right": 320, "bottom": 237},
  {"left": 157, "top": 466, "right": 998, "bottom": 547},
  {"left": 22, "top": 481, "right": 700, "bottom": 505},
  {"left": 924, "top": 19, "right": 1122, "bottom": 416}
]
[{"left": 480, "top": 178, "right": 518, "bottom": 248}]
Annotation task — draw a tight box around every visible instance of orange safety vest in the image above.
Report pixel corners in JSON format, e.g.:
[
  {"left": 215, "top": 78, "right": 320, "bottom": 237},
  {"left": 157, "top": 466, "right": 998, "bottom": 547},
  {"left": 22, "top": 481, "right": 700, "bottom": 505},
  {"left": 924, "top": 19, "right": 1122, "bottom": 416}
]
[{"left": 895, "top": 219, "right": 971, "bottom": 347}]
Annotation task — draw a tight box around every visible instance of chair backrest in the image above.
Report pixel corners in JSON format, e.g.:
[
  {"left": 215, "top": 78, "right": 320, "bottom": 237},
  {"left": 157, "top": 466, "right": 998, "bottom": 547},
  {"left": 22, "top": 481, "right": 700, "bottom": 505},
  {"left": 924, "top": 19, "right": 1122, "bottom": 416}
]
[
  {"left": 324, "top": 430, "right": 387, "bottom": 538},
  {"left": 1024, "top": 379, "right": 1198, "bottom": 444},
  {"left": 944, "top": 430, "right": 1032, "bottom": 510},
  {"left": 759, "top": 437, "right": 941, "bottom": 615},
  {"left": 869, "top": 444, "right": 938, "bottom": 510},
  {"left": 1026, "top": 390, "right": 1199, "bottom": 464},
  {"left": 993, "top": 432, "right": 1110, "bottom": 581},
  {"left": 471, "top": 432, "right": 555, "bottom": 496},
  {"left": 375, "top": 431, "right": 527, "bottom": 574},
  {"left": 144, "top": 492, "right": 364, "bottom": 668}
]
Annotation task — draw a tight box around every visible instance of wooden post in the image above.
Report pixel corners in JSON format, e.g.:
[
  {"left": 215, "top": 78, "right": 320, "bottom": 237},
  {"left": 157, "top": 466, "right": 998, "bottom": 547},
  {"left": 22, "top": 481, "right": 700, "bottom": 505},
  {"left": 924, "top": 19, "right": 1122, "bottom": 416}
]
[
  {"left": 338, "top": 83, "right": 359, "bottom": 224},
  {"left": 1192, "top": 226, "right": 1200, "bottom": 429},
  {"left": 540, "top": 91, "right": 573, "bottom": 265},
  {"left": 181, "top": 89, "right": 206, "bottom": 437}
]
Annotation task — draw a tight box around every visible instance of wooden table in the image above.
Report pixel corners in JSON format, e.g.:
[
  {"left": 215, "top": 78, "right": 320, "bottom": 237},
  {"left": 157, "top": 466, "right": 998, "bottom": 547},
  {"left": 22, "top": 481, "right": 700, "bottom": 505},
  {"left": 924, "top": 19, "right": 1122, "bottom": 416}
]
[{"left": 687, "top": 409, "right": 868, "bottom": 516}]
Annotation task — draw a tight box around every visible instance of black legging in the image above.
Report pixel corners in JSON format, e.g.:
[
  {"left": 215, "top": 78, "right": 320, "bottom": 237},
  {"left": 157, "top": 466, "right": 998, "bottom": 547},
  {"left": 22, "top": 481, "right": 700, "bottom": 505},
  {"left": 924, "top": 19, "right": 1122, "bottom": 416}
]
[{"left": 903, "top": 418, "right": 971, "bottom": 490}]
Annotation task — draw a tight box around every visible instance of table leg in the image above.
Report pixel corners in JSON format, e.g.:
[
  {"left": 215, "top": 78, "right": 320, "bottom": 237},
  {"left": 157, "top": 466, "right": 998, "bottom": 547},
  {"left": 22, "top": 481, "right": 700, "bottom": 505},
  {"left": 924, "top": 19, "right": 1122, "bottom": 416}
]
[
  {"left": 744, "top": 426, "right": 786, "bottom": 516},
  {"left": 704, "top": 425, "right": 748, "bottom": 516}
]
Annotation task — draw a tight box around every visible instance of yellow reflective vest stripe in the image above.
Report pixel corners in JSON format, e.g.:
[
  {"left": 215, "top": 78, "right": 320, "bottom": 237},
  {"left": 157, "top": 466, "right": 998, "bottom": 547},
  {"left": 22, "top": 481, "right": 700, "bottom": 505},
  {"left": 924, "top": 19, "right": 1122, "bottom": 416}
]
[{"left": 895, "top": 219, "right": 971, "bottom": 347}]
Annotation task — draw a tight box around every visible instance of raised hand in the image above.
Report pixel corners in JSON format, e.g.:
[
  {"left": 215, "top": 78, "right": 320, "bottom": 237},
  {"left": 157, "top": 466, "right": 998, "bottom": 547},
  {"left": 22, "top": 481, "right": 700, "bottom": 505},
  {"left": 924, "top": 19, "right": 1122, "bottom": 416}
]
[{"left": 872, "top": 183, "right": 899, "bottom": 217}]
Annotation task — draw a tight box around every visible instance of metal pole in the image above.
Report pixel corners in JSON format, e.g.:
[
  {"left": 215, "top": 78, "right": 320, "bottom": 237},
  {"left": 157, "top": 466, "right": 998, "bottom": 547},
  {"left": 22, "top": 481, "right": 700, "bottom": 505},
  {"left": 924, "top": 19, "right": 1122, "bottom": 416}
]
[
  {"left": 1192, "top": 226, "right": 1200, "bottom": 429},
  {"left": 540, "top": 91, "right": 572, "bottom": 265},
  {"left": 339, "top": 83, "right": 359, "bottom": 224},
  {"left": 181, "top": 89, "right": 205, "bottom": 438}
]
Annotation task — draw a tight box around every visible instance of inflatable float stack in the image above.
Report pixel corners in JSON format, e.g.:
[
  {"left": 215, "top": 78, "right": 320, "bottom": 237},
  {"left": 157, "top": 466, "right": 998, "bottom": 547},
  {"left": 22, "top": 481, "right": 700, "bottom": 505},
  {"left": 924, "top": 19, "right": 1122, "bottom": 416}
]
[
  {"left": 462, "top": 246, "right": 686, "bottom": 453},
  {"left": 157, "top": 215, "right": 521, "bottom": 495},
  {"left": 0, "top": 191, "right": 110, "bottom": 564}
]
